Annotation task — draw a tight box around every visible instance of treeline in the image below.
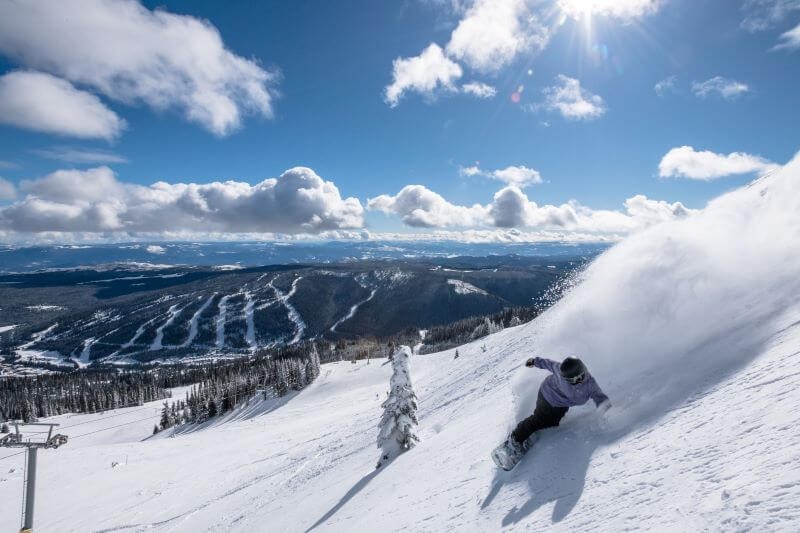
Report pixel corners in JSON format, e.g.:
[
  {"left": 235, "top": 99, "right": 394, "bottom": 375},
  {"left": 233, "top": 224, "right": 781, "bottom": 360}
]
[
  {"left": 155, "top": 343, "right": 321, "bottom": 432},
  {"left": 1, "top": 342, "right": 321, "bottom": 424},
  {"left": 0, "top": 370, "right": 170, "bottom": 423},
  {"left": 418, "top": 306, "right": 541, "bottom": 354}
]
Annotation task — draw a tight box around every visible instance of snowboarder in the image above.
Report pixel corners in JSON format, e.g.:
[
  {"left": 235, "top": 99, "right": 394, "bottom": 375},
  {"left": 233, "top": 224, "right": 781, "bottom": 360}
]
[{"left": 492, "top": 356, "right": 611, "bottom": 471}]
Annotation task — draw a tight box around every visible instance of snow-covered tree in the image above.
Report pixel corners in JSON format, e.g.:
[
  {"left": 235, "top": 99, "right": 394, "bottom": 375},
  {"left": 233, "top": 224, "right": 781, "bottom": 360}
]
[
  {"left": 160, "top": 401, "right": 172, "bottom": 430},
  {"left": 376, "top": 345, "right": 419, "bottom": 468}
]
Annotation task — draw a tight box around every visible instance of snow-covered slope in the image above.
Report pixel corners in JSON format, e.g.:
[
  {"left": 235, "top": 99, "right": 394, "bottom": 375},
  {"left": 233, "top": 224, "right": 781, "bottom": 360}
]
[{"left": 2, "top": 155, "right": 800, "bottom": 531}]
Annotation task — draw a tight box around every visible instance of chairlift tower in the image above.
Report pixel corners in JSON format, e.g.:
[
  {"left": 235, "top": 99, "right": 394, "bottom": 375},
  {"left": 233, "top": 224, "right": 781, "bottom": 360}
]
[{"left": 0, "top": 423, "right": 68, "bottom": 533}]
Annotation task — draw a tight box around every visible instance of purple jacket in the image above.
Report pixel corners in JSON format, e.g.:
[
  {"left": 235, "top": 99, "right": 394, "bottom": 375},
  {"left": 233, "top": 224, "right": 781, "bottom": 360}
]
[{"left": 533, "top": 357, "right": 609, "bottom": 408}]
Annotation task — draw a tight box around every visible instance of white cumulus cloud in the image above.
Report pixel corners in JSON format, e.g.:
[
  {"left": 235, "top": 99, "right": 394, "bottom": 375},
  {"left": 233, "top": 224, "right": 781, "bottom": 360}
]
[
  {"left": 368, "top": 185, "right": 487, "bottom": 228},
  {"left": 459, "top": 164, "right": 543, "bottom": 187},
  {"left": 0, "top": 178, "right": 16, "bottom": 201},
  {"left": 0, "top": 71, "right": 125, "bottom": 140},
  {"left": 384, "top": 44, "right": 463, "bottom": 107},
  {"left": 692, "top": 77, "right": 750, "bottom": 99},
  {"left": 491, "top": 165, "right": 543, "bottom": 187},
  {"left": 658, "top": 146, "right": 779, "bottom": 180},
  {"left": 461, "top": 82, "right": 497, "bottom": 98},
  {"left": 654, "top": 75, "right": 677, "bottom": 96},
  {"left": 445, "top": 0, "right": 549, "bottom": 73},
  {"left": 0, "top": 166, "right": 364, "bottom": 235},
  {"left": 369, "top": 183, "right": 692, "bottom": 236},
  {"left": 0, "top": 0, "right": 278, "bottom": 136},
  {"left": 459, "top": 165, "right": 483, "bottom": 177},
  {"left": 541, "top": 75, "right": 606, "bottom": 120}
]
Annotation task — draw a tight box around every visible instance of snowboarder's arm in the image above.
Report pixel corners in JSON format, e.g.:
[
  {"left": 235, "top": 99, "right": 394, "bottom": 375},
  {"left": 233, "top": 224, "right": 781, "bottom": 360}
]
[
  {"left": 591, "top": 384, "right": 610, "bottom": 408},
  {"left": 525, "top": 357, "right": 559, "bottom": 373}
]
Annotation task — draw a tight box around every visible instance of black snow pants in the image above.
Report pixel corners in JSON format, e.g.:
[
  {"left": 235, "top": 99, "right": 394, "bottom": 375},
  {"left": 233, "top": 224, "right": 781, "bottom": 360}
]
[{"left": 512, "top": 390, "right": 568, "bottom": 444}]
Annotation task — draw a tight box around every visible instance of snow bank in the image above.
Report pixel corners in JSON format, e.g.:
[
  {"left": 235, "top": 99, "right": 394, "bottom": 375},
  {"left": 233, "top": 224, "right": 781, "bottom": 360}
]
[{"left": 514, "top": 153, "right": 800, "bottom": 427}]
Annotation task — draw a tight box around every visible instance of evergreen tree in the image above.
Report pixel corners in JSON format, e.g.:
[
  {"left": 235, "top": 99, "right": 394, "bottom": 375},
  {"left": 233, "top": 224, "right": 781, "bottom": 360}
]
[
  {"left": 376, "top": 345, "right": 419, "bottom": 468},
  {"left": 1, "top": 422, "right": 9, "bottom": 433},
  {"left": 160, "top": 401, "right": 172, "bottom": 430}
]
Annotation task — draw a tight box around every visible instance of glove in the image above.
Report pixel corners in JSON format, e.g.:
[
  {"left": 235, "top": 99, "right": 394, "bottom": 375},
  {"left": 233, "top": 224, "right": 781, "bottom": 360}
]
[{"left": 525, "top": 357, "right": 536, "bottom": 368}]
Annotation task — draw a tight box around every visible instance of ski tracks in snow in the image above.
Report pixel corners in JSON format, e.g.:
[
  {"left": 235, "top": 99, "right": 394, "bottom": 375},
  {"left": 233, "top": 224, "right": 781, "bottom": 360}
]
[
  {"left": 269, "top": 276, "right": 306, "bottom": 344},
  {"left": 244, "top": 291, "right": 256, "bottom": 350},
  {"left": 150, "top": 304, "right": 183, "bottom": 351},
  {"left": 330, "top": 288, "right": 377, "bottom": 333},
  {"left": 216, "top": 295, "right": 231, "bottom": 348},
  {"left": 182, "top": 294, "right": 216, "bottom": 347}
]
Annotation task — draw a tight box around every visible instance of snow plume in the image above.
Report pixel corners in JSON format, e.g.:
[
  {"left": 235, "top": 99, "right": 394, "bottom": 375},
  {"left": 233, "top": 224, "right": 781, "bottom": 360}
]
[
  {"left": 514, "top": 150, "right": 800, "bottom": 428},
  {"left": 377, "top": 345, "right": 420, "bottom": 468}
]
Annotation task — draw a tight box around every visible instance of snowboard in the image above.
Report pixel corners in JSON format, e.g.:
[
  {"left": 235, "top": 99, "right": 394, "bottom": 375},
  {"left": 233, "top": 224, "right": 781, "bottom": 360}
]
[{"left": 491, "top": 434, "right": 536, "bottom": 471}]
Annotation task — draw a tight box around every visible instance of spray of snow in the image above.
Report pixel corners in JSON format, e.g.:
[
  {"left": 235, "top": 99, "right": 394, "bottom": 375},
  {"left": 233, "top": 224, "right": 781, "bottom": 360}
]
[{"left": 514, "top": 153, "right": 800, "bottom": 429}]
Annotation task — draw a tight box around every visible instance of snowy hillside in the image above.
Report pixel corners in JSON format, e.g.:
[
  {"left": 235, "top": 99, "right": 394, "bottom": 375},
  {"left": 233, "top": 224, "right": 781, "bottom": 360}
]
[{"left": 2, "top": 155, "right": 800, "bottom": 531}]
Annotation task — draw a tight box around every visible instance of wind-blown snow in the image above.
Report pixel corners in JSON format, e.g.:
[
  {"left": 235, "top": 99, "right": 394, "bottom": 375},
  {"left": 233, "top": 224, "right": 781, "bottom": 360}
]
[
  {"left": 2, "top": 155, "right": 800, "bottom": 531},
  {"left": 513, "top": 153, "right": 800, "bottom": 428}
]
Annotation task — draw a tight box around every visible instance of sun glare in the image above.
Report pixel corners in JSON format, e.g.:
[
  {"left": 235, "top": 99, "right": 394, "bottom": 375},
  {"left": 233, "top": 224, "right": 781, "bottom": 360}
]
[{"left": 559, "top": 0, "right": 598, "bottom": 18}]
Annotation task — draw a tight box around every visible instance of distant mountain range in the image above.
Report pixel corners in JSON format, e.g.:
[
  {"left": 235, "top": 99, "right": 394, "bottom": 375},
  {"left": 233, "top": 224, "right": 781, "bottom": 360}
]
[
  {"left": 0, "top": 253, "right": 592, "bottom": 370},
  {"left": 0, "top": 240, "right": 608, "bottom": 273}
]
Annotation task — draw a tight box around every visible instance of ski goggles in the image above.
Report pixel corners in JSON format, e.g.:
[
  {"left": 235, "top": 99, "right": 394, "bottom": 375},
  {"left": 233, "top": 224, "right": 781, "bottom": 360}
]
[{"left": 564, "top": 373, "right": 585, "bottom": 385}]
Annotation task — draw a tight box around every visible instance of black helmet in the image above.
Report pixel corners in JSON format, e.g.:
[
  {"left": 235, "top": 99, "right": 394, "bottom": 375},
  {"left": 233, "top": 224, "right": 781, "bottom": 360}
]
[{"left": 560, "top": 357, "right": 586, "bottom": 384}]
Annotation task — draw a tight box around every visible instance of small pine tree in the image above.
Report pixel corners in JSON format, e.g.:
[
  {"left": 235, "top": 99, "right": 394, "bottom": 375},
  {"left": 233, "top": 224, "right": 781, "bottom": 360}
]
[
  {"left": 160, "top": 401, "right": 172, "bottom": 430},
  {"left": 454, "top": 349, "right": 459, "bottom": 359},
  {"left": 376, "top": 345, "right": 419, "bottom": 468},
  {"left": 153, "top": 424, "right": 159, "bottom": 435},
  {"left": 1, "top": 422, "right": 9, "bottom": 433}
]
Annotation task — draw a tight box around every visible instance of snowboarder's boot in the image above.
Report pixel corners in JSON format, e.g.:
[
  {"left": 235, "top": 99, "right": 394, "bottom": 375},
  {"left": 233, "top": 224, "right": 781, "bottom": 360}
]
[{"left": 491, "top": 434, "right": 531, "bottom": 471}]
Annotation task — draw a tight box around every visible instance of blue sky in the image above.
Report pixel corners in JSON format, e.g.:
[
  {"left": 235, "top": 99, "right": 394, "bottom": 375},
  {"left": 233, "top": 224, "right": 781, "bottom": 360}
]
[{"left": 0, "top": 0, "right": 798, "bottom": 242}]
